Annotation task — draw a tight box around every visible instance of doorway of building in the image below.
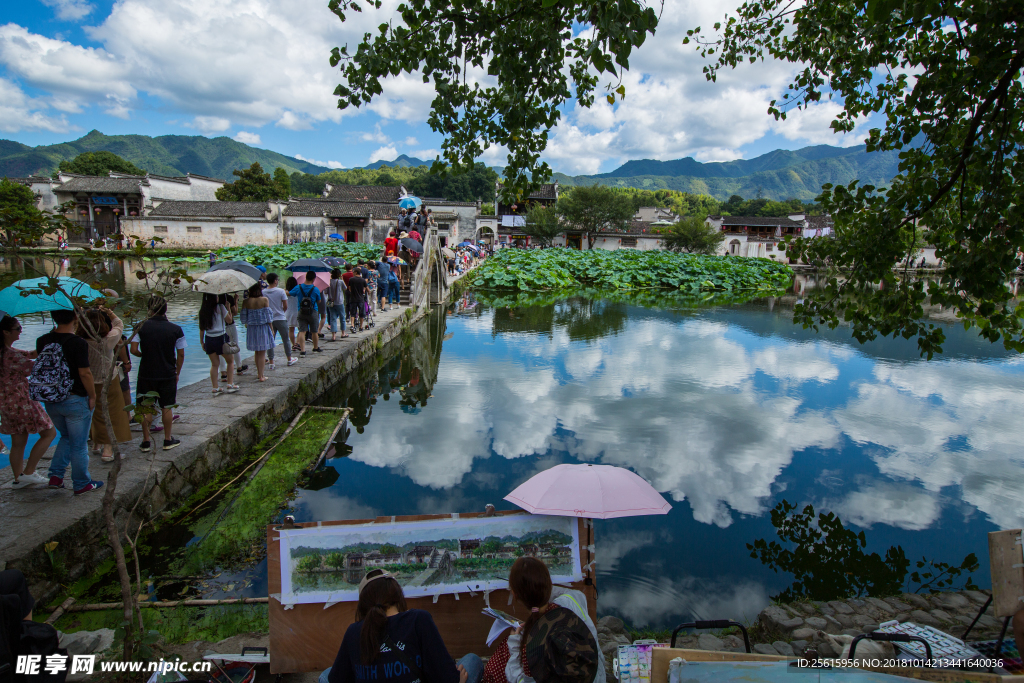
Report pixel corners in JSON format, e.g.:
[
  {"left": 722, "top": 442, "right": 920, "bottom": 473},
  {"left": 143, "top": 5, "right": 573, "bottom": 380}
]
[
  {"left": 566, "top": 234, "right": 582, "bottom": 249},
  {"left": 346, "top": 230, "right": 358, "bottom": 242}
]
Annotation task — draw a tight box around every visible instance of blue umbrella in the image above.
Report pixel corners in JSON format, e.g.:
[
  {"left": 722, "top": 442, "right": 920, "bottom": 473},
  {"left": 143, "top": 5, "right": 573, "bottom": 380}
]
[
  {"left": 328, "top": 233, "right": 345, "bottom": 240},
  {"left": 0, "top": 277, "right": 105, "bottom": 316},
  {"left": 398, "top": 196, "right": 421, "bottom": 210}
]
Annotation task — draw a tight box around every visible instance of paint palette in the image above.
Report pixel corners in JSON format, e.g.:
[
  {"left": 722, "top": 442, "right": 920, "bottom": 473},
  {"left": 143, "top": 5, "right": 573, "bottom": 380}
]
[
  {"left": 969, "top": 639, "right": 1022, "bottom": 674},
  {"left": 614, "top": 643, "right": 656, "bottom": 683}
]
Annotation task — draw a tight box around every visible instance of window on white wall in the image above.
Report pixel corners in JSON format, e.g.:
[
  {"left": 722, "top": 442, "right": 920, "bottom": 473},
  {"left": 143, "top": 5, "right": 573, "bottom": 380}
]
[
  {"left": 154, "top": 226, "right": 168, "bottom": 233},
  {"left": 220, "top": 226, "right": 234, "bottom": 235},
  {"left": 187, "top": 226, "right": 201, "bottom": 233}
]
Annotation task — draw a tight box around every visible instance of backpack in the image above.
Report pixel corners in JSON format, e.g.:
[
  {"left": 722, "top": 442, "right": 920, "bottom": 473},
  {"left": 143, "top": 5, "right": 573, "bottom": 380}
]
[
  {"left": 0, "top": 596, "right": 18, "bottom": 683},
  {"left": 0, "top": 596, "right": 68, "bottom": 683},
  {"left": 28, "top": 342, "right": 73, "bottom": 403},
  {"left": 298, "top": 285, "right": 315, "bottom": 315}
]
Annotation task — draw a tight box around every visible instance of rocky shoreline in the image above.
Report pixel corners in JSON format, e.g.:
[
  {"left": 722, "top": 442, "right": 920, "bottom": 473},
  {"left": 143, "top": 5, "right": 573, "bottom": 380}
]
[{"left": 595, "top": 590, "right": 1002, "bottom": 681}]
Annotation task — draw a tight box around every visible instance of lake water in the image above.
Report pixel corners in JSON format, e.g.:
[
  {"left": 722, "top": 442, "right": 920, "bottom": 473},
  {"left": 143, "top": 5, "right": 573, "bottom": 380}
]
[
  {"left": 3, "top": 254, "right": 1021, "bottom": 629},
  {"left": 288, "top": 292, "right": 1023, "bottom": 628}
]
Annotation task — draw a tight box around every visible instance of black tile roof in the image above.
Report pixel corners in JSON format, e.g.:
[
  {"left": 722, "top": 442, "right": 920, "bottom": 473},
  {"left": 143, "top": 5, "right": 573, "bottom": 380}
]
[
  {"left": 149, "top": 200, "right": 268, "bottom": 217},
  {"left": 284, "top": 200, "right": 398, "bottom": 220},
  {"left": 5, "top": 176, "right": 53, "bottom": 185},
  {"left": 497, "top": 183, "right": 558, "bottom": 200},
  {"left": 56, "top": 176, "right": 146, "bottom": 194},
  {"left": 716, "top": 216, "right": 804, "bottom": 228},
  {"left": 325, "top": 185, "right": 402, "bottom": 202}
]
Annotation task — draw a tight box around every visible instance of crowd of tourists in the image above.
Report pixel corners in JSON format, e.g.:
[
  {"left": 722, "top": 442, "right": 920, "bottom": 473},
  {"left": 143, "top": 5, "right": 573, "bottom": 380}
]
[{"left": 2, "top": 295, "right": 185, "bottom": 495}]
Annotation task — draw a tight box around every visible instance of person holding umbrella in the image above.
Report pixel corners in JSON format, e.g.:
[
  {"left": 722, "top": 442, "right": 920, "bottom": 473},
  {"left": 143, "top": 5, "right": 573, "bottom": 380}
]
[{"left": 0, "top": 314, "right": 56, "bottom": 488}]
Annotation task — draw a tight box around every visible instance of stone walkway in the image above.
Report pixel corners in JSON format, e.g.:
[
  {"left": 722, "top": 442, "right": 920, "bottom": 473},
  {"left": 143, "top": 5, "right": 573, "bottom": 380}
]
[{"left": 0, "top": 303, "right": 423, "bottom": 599}]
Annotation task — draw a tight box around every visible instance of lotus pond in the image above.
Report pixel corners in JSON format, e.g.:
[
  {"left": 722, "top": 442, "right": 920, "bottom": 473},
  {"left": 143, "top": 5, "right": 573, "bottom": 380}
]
[{"left": 469, "top": 248, "right": 794, "bottom": 292}]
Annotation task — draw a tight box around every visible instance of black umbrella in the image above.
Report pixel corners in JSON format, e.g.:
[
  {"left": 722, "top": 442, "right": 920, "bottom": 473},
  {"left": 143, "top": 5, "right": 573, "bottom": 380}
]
[
  {"left": 286, "top": 258, "right": 332, "bottom": 272},
  {"left": 322, "top": 256, "right": 347, "bottom": 267},
  {"left": 401, "top": 237, "right": 423, "bottom": 253},
  {"left": 209, "top": 260, "right": 263, "bottom": 280}
]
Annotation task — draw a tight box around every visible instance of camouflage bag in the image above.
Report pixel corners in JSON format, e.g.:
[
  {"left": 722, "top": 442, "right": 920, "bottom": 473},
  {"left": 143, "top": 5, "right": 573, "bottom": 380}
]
[{"left": 523, "top": 606, "right": 598, "bottom": 683}]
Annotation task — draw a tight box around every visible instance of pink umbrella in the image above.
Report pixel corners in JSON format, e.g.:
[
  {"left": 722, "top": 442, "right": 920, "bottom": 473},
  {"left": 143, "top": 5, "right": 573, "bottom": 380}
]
[
  {"left": 504, "top": 464, "right": 671, "bottom": 519},
  {"left": 291, "top": 271, "right": 331, "bottom": 291}
]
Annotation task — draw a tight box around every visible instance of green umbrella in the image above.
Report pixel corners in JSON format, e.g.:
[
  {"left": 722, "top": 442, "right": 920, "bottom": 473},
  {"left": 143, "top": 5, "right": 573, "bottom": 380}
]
[{"left": 0, "top": 277, "right": 105, "bottom": 316}]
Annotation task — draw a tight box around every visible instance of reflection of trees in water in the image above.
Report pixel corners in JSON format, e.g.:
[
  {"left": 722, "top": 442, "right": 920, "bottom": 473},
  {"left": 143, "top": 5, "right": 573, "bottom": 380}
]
[
  {"left": 553, "top": 298, "right": 628, "bottom": 341},
  {"left": 319, "top": 307, "right": 447, "bottom": 435},
  {"left": 489, "top": 296, "right": 628, "bottom": 341}
]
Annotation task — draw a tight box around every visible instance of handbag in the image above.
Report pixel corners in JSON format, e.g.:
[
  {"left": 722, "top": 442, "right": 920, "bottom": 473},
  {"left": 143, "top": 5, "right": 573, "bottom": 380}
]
[{"left": 222, "top": 338, "right": 240, "bottom": 356}]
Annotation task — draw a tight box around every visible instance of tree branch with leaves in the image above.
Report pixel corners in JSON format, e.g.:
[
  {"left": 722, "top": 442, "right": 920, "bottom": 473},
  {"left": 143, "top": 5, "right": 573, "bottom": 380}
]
[{"left": 687, "top": 0, "right": 1024, "bottom": 358}]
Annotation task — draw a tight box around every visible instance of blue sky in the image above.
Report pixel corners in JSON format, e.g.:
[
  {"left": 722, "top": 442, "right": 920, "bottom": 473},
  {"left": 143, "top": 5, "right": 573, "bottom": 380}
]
[{"left": 1, "top": 0, "right": 873, "bottom": 174}]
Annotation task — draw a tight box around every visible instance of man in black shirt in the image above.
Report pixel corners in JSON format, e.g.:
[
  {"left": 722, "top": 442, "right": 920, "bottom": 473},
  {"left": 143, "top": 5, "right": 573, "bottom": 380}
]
[
  {"left": 348, "top": 272, "right": 367, "bottom": 332},
  {"left": 38, "top": 309, "right": 101, "bottom": 494},
  {"left": 130, "top": 295, "right": 186, "bottom": 452}
]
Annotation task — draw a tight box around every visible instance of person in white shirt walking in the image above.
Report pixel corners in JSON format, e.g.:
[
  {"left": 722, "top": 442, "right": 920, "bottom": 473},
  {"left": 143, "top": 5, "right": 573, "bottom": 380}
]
[{"left": 263, "top": 273, "right": 297, "bottom": 367}]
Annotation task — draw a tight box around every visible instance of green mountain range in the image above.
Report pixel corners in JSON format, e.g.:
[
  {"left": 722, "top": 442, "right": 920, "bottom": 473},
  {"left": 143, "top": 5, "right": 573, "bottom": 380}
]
[
  {"left": 0, "top": 130, "right": 900, "bottom": 201},
  {"left": 555, "top": 144, "right": 902, "bottom": 201},
  {"left": 0, "top": 130, "right": 331, "bottom": 180}
]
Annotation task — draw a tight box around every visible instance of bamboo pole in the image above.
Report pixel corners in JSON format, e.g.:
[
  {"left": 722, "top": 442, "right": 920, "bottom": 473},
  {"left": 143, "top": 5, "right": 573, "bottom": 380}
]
[
  {"left": 44, "top": 597, "right": 269, "bottom": 613},
  {"left": 186, "top": 406, "right": 311, "bottom": 520},
  {"left": 310, "top": 408, "right": 351, "bottom": 472},
  {"left": 44, "top": 597, "right": 75, "bottom": 624}
]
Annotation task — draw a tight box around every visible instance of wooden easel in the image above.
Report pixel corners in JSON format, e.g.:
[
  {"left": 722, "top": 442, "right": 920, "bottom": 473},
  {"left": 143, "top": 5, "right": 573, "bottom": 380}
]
[{"left": 266, "top": 511, "right": 596, "bottom": 673}]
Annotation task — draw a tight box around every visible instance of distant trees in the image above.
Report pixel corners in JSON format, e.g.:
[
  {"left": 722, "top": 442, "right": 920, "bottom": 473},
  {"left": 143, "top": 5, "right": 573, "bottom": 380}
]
[
  {"left": 0, "top": 178, "right": 75, "bottom": 247},
  {"left": 406, "top": 162, "right": 498, "bottom": 202},
  {"left": 216, "top": 162, "right": 288, "bottom": 202},
  {"left": 557, "top": 185, "right": 634, "bottom": 248},
  {"left": 56, "top": 151, "right": 146, "bottom": 178},
  {"left": 661, "top": 217, "right": 726, "bottom": 255},
  {"left": 273, "top": 167, "right": 291, "bottom": 197},
  {"left": 287, "top": 163, "right": 498, "bottom": 202},
  {"left": 522, "top": 205, "right": 563, "bottom": 247}
]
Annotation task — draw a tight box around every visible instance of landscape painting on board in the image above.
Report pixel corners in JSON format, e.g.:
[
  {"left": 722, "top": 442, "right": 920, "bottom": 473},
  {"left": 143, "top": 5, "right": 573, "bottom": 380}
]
[{"left": 277, "top": 515, "right": 581, "bottom": 605}]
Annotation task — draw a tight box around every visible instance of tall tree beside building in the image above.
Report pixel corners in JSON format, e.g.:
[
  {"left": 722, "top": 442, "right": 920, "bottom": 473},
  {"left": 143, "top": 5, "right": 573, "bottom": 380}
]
[
  {"left": 216, "top": 162, "right": 284, "bottom": 202},
  {"left": 522, "top": 204, "right": 563, "bottom": 247},
  {"left": 0, "top": 178, "right": 71, "bottom": 247},
  {"left": 557, "top": 185, "right": 635, "bottom": 248},
  {"left": 273, "top": 167, "right": 292, "bottom": 197},
  {"left": 407, "top": 163, "right": 499, "bottom": 202},
  {"left": 661, "top": 216, "right": 726, "bottom": 255},
  {"left": 56, "top": 151, "right": 146, "bottom": 178}
]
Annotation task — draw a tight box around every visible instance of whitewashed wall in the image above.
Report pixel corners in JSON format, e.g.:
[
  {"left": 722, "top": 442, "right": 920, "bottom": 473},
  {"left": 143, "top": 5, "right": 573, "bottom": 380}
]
[
  {"left": 591, "top": 236, "right": 664, "bottom": 251},
  {"left": 122, "top": 217, "right": 281, "bottom": 248}
]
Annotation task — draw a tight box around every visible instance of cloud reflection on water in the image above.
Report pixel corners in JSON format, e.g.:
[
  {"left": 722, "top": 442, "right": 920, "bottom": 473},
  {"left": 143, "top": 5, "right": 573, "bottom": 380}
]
[{"left": 345, "top": 306, "right": 1024, "bottom": 534}]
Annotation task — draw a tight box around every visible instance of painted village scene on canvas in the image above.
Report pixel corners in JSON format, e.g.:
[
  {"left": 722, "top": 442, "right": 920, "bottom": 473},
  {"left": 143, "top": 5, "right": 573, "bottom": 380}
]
[
  {"left": 1, "top": 0, "right": 1024, "bottom": 680},
  {"left": 285, "top": 517, "right": 578, "bottom": 596}
]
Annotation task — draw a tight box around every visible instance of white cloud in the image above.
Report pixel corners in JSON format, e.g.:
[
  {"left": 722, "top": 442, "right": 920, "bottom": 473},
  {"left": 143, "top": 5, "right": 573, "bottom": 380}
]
[
  {"left": 413, "top": 149, "right": 438, "bottom": 160},
  {"left": 188, "top": 115, "right": 230, "bottom": 133},
  {"left": 0, "top": 23, "right": 135, "bottom": 116},
  {"left": 403, "top": 136, "right": 418, "bottom": 146},
  {"left": 233, "top": 130, "right": 261, "bottom": 145},
  {"left": 276, "top": 111, "right": 312, "bottom": 130},
  {"left": 369, "top": 145, "right": 398, "bottom": 163},
  {"left": 294, "top": 153, "right": 345, "bottom": 169},
  {"left": 830, "top": 482, "right": 942, "bottom": 531},
  {"left": 771, "top": 102, "right": 872, "bottom": 147},
  {"left": 360, "top": 124, "right": 390, "bottom": 143},
  {"left": 0, "top": 77, "right": 70, "bottom": 133},
  {"left": 40, "top": 0, "right": 94, "bottom": 21}
]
